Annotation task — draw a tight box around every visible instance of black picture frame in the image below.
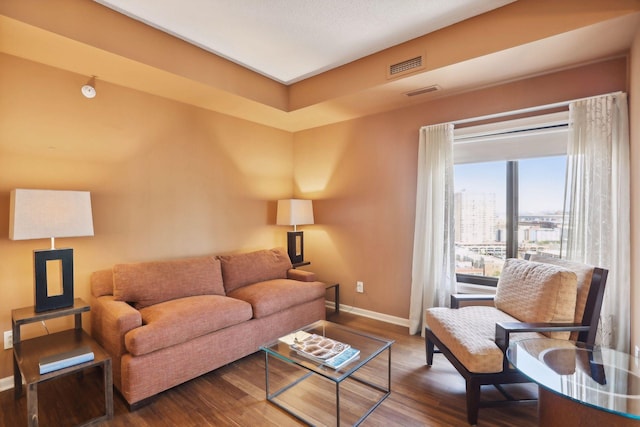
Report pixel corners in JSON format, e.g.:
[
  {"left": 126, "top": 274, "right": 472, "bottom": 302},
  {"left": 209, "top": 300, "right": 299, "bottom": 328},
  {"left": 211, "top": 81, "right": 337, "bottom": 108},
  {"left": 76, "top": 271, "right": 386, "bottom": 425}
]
[
  {"left": 33, "top": 248, "right": 74, "bottom": 312},
  {"left": 286, "top": 231, "right": 304, "bottom": 264}
]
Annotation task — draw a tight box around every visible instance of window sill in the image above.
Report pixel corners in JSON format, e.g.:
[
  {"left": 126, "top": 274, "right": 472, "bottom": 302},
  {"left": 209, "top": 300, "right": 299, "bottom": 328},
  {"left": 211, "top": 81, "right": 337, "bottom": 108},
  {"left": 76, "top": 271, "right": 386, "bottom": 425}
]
[{"left": 455, "top": 282, "right": 497, "bottom": 295}]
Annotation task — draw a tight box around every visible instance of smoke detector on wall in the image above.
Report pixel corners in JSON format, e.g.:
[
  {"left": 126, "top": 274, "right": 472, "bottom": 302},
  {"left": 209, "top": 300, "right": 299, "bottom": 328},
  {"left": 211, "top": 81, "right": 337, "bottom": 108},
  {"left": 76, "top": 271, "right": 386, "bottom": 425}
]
[{"left": 81, "top": 76, "right": 97, "bottom": 99}]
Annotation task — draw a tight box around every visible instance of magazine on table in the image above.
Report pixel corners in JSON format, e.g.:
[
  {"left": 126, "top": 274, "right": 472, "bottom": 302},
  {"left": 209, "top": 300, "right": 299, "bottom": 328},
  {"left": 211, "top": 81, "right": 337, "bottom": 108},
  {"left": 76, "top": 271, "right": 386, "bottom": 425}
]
[
  {"left": 323, "top": 346, "right": 360, "bottom": 370},
  {"left": 288, "top": 333, "right": 360, "bottom": 370}
]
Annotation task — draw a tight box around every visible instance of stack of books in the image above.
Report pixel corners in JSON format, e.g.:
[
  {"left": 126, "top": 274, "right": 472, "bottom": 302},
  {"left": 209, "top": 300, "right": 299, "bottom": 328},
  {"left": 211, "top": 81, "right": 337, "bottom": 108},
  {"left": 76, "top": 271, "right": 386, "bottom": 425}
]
[
  {"left": 280, "top": 332, "right": 360, "bottom": 370},
  {"left": 39, "top": 346, "right": 95, "bottom": 375}
]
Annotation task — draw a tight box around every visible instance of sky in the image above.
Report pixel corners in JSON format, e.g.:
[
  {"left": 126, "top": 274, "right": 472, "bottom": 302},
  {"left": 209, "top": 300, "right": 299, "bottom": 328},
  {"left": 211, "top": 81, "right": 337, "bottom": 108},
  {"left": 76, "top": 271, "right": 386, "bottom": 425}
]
[{"left": 454, "top": 156, "right": 566, "bottom": 215}]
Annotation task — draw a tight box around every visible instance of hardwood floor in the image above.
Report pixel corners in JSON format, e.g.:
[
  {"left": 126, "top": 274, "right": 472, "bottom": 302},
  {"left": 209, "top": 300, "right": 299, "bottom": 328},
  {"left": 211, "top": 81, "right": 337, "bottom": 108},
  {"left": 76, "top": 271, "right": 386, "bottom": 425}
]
[{"left": 0, "top": 312, "right": 538, "bottom": 426}]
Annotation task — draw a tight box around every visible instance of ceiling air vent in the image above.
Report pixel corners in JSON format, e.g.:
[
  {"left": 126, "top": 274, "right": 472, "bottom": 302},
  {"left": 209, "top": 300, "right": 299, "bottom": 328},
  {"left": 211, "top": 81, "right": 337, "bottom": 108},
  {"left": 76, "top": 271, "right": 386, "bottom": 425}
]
[
  {"left": 405, "top": 85, "right": 441, "bottom": 97},
  {"left": 388, "top": 55, "right": 424, "bottom": 79}
]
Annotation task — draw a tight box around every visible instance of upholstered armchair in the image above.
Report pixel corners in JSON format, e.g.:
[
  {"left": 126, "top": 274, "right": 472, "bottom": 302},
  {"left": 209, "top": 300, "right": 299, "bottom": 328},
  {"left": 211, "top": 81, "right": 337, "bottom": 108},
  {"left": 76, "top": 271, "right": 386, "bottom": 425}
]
[{"left": 425, "top": 257, "right": 608, "bottom": 425}]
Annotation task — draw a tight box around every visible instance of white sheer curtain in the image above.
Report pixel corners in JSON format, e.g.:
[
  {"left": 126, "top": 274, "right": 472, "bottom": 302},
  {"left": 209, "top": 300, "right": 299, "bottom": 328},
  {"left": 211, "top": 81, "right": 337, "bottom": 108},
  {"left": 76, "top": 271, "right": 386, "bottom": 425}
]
[
  {"left": 409, "top": 124, "right": 456, "bottom": 335},
  {"left": 562, "top": 92, "right": 630, "bottom": 352}
]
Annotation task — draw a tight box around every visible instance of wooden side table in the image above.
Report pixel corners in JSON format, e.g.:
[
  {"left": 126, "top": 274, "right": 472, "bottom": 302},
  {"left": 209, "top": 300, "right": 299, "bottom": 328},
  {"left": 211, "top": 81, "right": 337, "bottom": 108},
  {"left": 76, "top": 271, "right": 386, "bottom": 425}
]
[
  {"left": 12, "top": 298, "right": 113, "bottom": 427},
  {"left": 292, "top": 261, "right": 311, "bottom": 269},
  {"left": 326, "top": 283, "right": 340, "bottom": 314},
  {"left": 290, "top": 261, "right": 339, "bottom": 314}
]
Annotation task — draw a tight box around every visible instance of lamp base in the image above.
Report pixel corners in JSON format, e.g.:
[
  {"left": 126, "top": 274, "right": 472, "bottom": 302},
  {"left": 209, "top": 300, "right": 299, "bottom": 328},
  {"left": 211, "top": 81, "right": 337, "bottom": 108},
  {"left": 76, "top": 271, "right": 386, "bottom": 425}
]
[
  {"left": 34, "top": 248, "right": 74, "bottom": 312},
  {"left": 286, "top": 231, "right": 304, "bottom": 264}
]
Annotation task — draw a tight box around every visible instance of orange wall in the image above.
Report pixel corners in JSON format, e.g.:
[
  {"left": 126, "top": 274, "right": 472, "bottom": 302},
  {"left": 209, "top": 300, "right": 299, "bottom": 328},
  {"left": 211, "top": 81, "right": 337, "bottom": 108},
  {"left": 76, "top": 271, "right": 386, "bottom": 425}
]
[
  {"left": 294, "top": 57, "right": 629, "bottom": 321},
  {"left": 0, "top": 54, "right": 293, "bottom": 377},
  {"left": 630, "top": 26, "right": 640, "bottom": 356},
  {"left": 0, "top": 51, "right": 633, "bottom": 380}
]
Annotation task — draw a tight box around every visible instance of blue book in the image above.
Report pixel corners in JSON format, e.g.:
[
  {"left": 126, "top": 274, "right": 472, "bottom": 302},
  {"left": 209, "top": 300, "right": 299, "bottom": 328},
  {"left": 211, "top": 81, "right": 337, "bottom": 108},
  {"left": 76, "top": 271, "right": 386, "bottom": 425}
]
[
  {"left": 324, "top": 347, "right": 360, "bottom": 370},
  {"left": 39, "top": 346, "right": 95, "bottom": 374}
]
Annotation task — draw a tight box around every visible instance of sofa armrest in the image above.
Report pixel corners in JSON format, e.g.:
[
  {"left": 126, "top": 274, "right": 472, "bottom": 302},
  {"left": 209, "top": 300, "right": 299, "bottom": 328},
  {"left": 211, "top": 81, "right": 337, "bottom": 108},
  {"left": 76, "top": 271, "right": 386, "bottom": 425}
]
[
  {"left": 90, "top": 295, "right": 142, "bottom": 358},
  {"left": 287, "top": 268, "right": 317, "bottom": 282},
  {"left": 450, "top": 294, "right": 495, "bottom": 308},
  {"left": 495, "top": 321, "right": 589, "bottom": 351}
]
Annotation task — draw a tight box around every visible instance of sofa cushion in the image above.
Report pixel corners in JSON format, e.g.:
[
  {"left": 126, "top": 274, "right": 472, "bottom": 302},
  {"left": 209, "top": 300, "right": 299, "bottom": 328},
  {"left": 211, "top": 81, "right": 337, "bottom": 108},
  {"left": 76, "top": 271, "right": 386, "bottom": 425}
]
[
  {"left": 113, "top": 256, "right": 225, "bottom": 309},
  {"left": 426, "top": 306, "right": 544, "bottom": 373},
  {"left": 494, "top": 259, "right": 577, "bottom": 330},
  {"left": 218, "top": 248, "right": 292, "bottom": 293},
  {"left": 91, "top": 269, "right": 115, "bottom": 298},
  {"left": 125, "top": 295, "right": 252, "bottom": 356},
  {"left": 227, "top": 279, "right": 326, "bottom": 318}
]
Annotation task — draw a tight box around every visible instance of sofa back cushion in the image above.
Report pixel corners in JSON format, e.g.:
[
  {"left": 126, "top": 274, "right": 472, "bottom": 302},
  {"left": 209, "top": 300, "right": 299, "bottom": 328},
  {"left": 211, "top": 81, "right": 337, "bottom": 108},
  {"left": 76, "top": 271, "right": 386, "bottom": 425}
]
[
  {"left": 113, "top": 256, "right": 225, "bottom": 308},
  {"left": 218, "top": 247, "right": 292, "bottom": 293},
  {"left": 495, "top": 258, "right": 577, "bottom": 326},
  {"left": 91, "top": 269, "right": 115, "bottom": 297}
]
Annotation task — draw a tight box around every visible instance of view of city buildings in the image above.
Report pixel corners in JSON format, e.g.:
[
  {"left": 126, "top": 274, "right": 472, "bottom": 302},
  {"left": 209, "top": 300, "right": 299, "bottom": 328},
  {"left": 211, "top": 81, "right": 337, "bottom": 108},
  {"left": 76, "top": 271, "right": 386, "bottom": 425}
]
[{"left": 454, "top": 191, "right": 563, "bottom": 277}]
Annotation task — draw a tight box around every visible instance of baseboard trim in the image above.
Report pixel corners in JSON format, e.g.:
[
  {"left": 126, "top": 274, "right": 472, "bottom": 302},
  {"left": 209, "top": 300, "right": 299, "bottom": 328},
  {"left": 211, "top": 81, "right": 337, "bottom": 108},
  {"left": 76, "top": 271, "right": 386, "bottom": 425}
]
[{"left": 335, "top": 302, "right": 410, "bottom": 328}]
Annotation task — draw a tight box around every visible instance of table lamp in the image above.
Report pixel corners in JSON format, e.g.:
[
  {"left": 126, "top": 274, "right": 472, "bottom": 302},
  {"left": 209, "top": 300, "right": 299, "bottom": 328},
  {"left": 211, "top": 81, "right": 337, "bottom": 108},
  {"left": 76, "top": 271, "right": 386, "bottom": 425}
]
[
  {"left": 9, "top": 189, "right": 94, "bottom": 312},
  {"left": 276, "top": 199, "right": 313, "bottom": 264}
]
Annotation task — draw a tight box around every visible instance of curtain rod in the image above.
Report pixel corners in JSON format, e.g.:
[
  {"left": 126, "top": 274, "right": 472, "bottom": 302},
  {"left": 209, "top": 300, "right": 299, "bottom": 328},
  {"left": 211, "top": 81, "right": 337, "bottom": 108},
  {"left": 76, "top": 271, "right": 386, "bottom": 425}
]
[{"left": 449, "top": 91, "right": 624, "bottom": 127}]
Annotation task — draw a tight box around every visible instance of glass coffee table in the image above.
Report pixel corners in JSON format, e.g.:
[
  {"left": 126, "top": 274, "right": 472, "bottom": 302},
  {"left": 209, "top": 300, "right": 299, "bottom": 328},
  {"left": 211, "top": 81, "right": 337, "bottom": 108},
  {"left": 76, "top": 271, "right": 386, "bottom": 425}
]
[
  {"left": 508, "top": 338, "right": 640, "bottom": 427},
  {"left": 260, "top": 320, "right": 394, "bottom": 426}
]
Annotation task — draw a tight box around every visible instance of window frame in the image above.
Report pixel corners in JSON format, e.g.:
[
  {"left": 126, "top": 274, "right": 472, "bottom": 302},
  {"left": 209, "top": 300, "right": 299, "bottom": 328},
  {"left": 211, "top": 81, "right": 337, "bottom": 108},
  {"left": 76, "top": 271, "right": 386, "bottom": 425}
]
[
  {"left": 456, "top": 273, "right": 498, "bottom": 287},
  {"left": 453, "top": 112, "right": 569, "bottom": 290},
  {"left": 505, "top": 160, "right": 518, "bottom": 260}
]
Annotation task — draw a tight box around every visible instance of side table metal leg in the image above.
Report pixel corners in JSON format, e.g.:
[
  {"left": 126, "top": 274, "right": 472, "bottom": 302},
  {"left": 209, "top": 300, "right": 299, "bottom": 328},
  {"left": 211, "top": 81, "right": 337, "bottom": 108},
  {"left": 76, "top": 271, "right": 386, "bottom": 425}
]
[
  {"left": 104, "top": 359, "right": 114, "bottom": 419},
  {"left": 13, "top": 355, "right": 22, "bottom": 399},
  {"left": 27, "top": 382, "right": 38, "bottom": 427},
  {"left": 326, "top": 283, "right": 340, "bottom": 315}
]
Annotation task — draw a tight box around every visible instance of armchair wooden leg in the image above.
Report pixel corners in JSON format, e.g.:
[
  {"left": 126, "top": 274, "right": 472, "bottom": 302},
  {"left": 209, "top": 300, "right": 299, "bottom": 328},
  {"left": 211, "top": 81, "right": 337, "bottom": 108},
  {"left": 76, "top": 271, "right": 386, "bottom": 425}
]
[
  {"left": 426, "top": 334, "right": 435, "bottom": 366},
  {"left": 466, "top": 379, "right": 481, "bottom": 426}
]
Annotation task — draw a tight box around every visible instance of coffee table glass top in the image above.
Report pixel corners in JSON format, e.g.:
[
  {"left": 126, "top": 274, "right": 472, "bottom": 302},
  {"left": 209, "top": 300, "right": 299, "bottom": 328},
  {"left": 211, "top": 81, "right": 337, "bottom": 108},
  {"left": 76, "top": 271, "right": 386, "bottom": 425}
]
[
  {"left": 261, "top": 320, "right": 394, "bottom": 382},
  {"left": 507, "top": 338, "right": 640, "bottom": 420}
]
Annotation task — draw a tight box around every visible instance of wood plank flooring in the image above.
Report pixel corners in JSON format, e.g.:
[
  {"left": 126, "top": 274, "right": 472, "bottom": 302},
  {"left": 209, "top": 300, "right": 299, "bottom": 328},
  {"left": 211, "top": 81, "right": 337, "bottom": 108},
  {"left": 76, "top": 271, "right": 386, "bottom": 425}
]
[{"left": 0, "top": 312, "right": 538, "bottom": 426}]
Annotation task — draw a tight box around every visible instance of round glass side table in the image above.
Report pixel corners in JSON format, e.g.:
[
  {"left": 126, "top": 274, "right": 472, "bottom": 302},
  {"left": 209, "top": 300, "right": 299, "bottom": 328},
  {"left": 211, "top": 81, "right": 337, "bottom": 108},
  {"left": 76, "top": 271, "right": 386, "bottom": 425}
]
[{"left": 508, "top": 338, "right": 640, "bottom": 427}]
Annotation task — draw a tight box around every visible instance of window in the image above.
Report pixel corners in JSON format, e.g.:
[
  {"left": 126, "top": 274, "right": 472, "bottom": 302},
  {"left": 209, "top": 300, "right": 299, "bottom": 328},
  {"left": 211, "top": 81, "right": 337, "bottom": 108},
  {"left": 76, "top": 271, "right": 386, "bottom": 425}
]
[{"left": 452, "top": 112, "right": 568, "bottom": 287}]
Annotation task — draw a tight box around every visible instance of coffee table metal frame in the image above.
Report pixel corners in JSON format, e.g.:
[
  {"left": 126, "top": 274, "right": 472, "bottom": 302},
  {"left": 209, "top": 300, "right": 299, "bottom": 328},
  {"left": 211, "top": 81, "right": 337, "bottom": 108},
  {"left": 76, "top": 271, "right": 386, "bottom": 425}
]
[{"left": 261, "top": 320, "right": 394, "bottom": 426}]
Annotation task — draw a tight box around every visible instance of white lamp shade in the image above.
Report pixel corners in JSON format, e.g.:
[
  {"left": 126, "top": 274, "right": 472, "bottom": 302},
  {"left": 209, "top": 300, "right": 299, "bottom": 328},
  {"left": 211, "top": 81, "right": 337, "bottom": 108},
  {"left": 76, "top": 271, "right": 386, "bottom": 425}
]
[
  {"left": 276, "top": 199, "right": 314, "bottom": 226},
  {"left": 9, "top": 189, "right": 94, "bottom": 241}
]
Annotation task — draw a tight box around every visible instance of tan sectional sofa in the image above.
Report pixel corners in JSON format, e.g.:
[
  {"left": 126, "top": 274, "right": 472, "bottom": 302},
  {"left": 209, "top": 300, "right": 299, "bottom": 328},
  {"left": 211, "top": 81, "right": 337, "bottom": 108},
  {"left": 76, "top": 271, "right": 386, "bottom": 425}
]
[{"left": 90, "top": 247, "right": 327, "bottom": 407}]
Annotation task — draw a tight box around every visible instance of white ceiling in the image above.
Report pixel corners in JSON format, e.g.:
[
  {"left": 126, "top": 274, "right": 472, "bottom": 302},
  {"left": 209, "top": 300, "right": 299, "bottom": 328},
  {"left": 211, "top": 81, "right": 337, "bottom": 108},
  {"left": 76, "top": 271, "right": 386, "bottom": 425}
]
[{"left": 93, "top": 0, "right": 515, "bottom": 84}]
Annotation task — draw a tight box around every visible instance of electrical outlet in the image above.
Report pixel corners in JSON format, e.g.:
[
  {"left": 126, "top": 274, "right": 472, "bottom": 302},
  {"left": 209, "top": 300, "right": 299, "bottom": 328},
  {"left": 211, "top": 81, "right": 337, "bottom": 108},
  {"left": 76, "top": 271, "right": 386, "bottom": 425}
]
[
  {"left": 356, "top": 281, "right": 364, "bottom": 293},
  {"left": 4, "top": 331, "right": 12, "bottom": 350}
]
